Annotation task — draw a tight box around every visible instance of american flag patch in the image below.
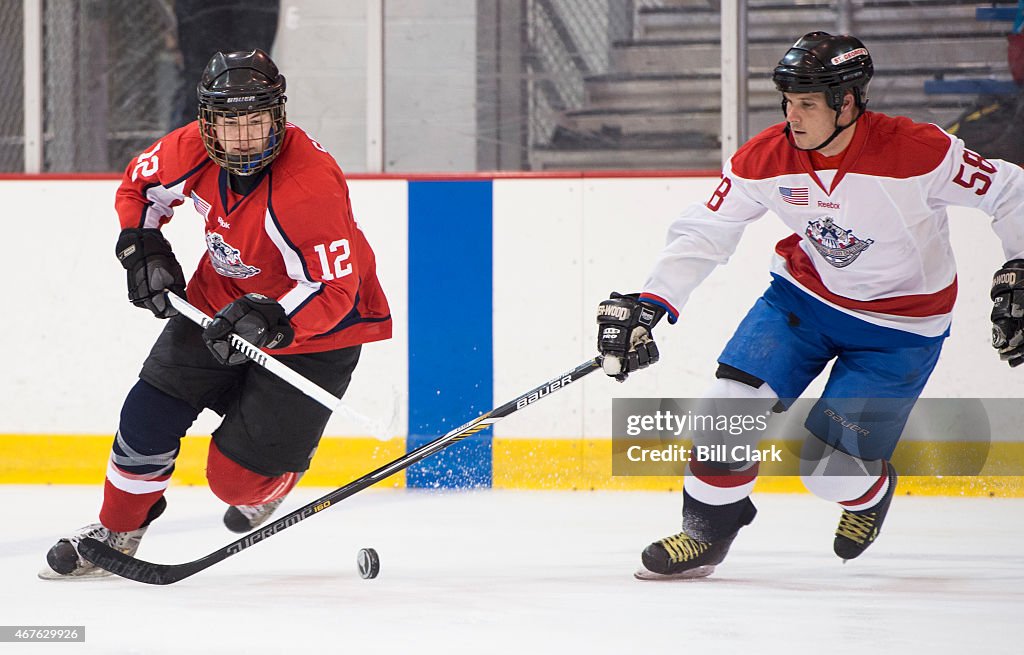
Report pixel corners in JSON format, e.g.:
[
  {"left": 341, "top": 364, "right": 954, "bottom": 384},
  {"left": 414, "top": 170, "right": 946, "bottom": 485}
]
[
  {"left": 191, "top": 191, "right": 212, "bottom": 218},
  {"left": 779, "top": 186, "right": 809, "bottom": 206}
]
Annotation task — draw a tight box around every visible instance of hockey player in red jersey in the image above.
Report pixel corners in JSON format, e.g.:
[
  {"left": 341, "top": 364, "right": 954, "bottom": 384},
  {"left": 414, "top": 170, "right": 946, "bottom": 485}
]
[
  {"left": 596, "top": 32, "right": 1024, "bottom": 579},
  {"left": 41, "top": 49, "right": 391, "bottom": 579}
]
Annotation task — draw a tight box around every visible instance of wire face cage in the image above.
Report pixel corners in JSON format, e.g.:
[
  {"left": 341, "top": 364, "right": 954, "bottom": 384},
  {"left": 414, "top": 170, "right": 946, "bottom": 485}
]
[{"left": 198, "top": 103, "right": 286, "bottom": 176}]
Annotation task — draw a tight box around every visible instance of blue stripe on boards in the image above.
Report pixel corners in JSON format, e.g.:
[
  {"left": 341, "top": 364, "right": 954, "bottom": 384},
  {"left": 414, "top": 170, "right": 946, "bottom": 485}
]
[{"left": 407, "top": 181, "right": 493, "bottom": 488}]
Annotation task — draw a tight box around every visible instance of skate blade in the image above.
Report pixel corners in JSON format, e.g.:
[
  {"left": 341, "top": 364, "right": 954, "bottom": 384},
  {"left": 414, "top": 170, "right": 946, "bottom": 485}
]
[
  {"left": 634, "top": 565, "right": 716, "bottom": 581},
  {"left": 37, "top": 566, "right": 114, "bottom": 581}
]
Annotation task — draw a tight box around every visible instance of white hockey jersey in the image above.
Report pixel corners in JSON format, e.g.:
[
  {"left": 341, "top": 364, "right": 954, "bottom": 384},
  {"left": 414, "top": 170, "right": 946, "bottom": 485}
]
[{"left": 640, "top": 112, "right": 1024, "bottom": 337}]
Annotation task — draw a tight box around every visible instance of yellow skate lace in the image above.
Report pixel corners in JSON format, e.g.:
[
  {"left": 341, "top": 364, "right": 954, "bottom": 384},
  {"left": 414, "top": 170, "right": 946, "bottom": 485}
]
[
  {"left": 659, "top": 532, "right": 710, "bottom": 563},
  {"left": 836, "top": 510, "right": 878, "bottom": 544}
]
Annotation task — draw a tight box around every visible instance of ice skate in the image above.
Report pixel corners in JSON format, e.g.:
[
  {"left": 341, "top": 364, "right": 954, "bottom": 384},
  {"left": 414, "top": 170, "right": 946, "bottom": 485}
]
[
  {"left": 834, "top": 465, "right": 898, "bottom": 561},
  {"left": 39, "top": 497, "right": 166, "bottom": 580},
  {"left": 636, "top": 495, "right": 757, "bottom": 580},
  {"left": 635, "top": 530, "right": 740, "bottom": 580},
  {"left": 223, "top": 496, "right": 286, "bottom": 533}
]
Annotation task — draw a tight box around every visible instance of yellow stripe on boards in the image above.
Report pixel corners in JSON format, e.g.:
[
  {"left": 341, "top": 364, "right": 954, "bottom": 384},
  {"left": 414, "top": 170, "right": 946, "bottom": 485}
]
[
  {"left": 492, "top": 437, "right": 685, "bottom": 491},
  {"left": 2, "top": 434, "right": 1022, "bottom": 497},
  {"left": 0, "top": 435, "right": 406, "bottom": 488},
  {"left": 302, "top": 437, "right": 406, "bottom": 488},
  {"left": 0, "top": 434, "right": 113, "bottom": 484},
  {"left": 492, "top": 438, "right": 1024, "bottom": 497}
]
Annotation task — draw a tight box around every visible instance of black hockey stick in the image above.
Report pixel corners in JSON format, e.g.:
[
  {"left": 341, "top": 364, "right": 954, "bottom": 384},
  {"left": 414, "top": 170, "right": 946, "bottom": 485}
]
[{"left": 79, "top": 356, "right": 603, "bottom": 585}]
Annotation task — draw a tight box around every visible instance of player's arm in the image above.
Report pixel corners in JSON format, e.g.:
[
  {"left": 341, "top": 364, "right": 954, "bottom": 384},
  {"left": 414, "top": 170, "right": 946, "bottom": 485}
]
[
  {"left": 927, "top": 135, "right": 1024, "bottom": 257},
  {"left": 112, "top": 134, "right": 199, "bottom": 318},
  {"left": 597, "top": 164, "right": 767, "bottom": 380},
  {"left": 927, "top": 135, "right": 1024, "bottom": 367},
  {"left": 267, "top": 186, "right": 369, "bottom": 341},
  {"left": 284, "top": 229, "right": 366, "bottom": 340},
  {"left": 114, "top": 132, "right": 205, "bottom": 230},
  {"left": 641, "top": 165, "right": 767, "bottom": 316}
]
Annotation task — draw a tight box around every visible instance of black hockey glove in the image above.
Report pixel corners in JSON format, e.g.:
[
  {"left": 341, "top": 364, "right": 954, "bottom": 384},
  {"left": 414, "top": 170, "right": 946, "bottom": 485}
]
[
  {"left": 203, "top": 293, "right": 295, "bottom": 366},
  {"left": 115, "top": 228, "right": 187, "bottom": 319},
  {"left": 990, "top": 260, "right": 1024, "bottom": 367},
  {"left": 596, "top": 292, "right": 665, "bottom": 382}
]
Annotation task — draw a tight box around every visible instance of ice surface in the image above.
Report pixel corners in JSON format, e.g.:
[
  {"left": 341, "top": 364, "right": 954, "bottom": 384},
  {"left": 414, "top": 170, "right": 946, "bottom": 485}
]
[{"left": 3, "top": 486, "right": 1022, "bottom": 654}]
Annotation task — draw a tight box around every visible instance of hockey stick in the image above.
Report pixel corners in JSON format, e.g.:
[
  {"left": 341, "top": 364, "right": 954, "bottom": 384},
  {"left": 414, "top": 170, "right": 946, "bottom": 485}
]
[
  {"left": 165, "top": 292, "right": 394, "bottom": 437},
  {"left": 79, "top": 356, "right": 603, "bottom": 584},
  {"left": 165, "top": 292, "right": 338, "bottom": 409}
]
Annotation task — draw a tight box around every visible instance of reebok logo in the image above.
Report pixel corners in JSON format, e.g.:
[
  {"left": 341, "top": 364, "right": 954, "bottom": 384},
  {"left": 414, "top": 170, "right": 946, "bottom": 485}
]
[{"left": 817, "top": 200, "right": 841, "bottom": 209}]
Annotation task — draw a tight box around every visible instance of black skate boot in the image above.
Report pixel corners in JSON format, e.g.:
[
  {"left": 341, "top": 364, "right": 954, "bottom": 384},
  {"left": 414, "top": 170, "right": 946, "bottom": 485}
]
[
  {"left": 39, "top": 496, "right": 166, "bottom": 580},
  {"left": 636, "top": 495, "right": 757, "bottom": 580},
  {"left": 223, "top": 497, "right": 286, "bottom": 533},
  {"left": 834, "top": 464, "right": 898, "bottom": 561}
]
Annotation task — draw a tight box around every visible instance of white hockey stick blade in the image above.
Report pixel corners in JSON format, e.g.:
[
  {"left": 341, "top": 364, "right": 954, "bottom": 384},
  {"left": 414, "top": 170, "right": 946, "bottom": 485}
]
[
  {"left": 165, "top": 292, "right": 340, "bottom": 410},
  {"left": 335, "top": 404, "right": 388, "bottom": 440}
]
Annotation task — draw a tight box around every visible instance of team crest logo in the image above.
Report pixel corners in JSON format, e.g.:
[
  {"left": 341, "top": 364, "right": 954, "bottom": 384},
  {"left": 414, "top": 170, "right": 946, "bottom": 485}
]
[
  {"left": 205, "top": 232, "right": 261, "bottom": 278},
  {"left": 805, "top": 217, "right": 874, "bottom": 268}
]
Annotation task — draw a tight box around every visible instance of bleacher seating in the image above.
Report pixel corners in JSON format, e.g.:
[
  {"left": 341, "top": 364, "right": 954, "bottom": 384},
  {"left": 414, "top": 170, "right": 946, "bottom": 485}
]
[{"left": 531, "top": 0, "right": 1018, "bottom": 170}]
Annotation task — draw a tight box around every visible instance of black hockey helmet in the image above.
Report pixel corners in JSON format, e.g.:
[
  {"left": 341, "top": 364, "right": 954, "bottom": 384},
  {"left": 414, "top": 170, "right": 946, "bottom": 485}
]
[
  {"left": 772, "top": 32, "right": 873, "bottom": 112},
  {"left": 197, "top": 49, "right": 287, "bottom": 175}
]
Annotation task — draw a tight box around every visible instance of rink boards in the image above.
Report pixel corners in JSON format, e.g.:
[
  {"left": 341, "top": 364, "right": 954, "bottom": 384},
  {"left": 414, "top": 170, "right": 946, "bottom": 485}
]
[
  {"left": 2, "top": 434, "right": 1021, "bottom": 497},
  {"left": 2, "top": 174, "right": 1022, "bottom": 496}
]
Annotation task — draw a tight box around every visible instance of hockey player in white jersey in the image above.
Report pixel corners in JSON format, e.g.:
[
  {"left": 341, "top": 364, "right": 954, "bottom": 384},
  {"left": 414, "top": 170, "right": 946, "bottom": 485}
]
[{"left": 596, "top": 32, "right": 1024, "bottom": 579}]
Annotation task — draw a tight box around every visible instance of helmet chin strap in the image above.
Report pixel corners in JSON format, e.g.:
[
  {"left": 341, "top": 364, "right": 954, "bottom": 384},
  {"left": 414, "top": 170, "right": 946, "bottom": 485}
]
[{"left": 782, "top": 104, "right": 865, "bottom": 152}]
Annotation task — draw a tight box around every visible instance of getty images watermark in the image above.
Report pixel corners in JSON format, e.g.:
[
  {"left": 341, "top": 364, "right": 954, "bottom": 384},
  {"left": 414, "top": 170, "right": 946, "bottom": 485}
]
[
  {"left": 623, "top": 407, "right": 781, "bottom": 464},
  {"left": 611, "top": 398, "right": 1014, "bottom": 477}
]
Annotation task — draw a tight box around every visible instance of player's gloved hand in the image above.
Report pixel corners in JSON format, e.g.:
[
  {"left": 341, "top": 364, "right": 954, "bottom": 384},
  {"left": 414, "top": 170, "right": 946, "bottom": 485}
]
[
  {"left": 203, "top": 293, "right": 295, "bottom": 365},
  {"left": 115, "top": 228, "right": 187, "bottom": 318},
  {"left": 596, "top": 292, "right": 665, "bottom": 381},
  {"left": 991, "top": 260, "right": 1024, "bottom": 367}
]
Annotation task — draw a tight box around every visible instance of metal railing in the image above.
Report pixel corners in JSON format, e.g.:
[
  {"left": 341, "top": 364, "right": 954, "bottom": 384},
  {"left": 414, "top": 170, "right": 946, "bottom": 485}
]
[
  {"left": 43, "top": 0, "right": 176, "bottom": 172},
  {"left": 5, "top": 0, "right": 176, "bottom": 173},
  {"left": 1, "top": 1, "right": 1015, "bottom": 173},
  {"left": 0, "top": 0, "right": 25, "bottom": 172},
  {"left": 525, "top": 0, "right": 635, "bottom": 157}
]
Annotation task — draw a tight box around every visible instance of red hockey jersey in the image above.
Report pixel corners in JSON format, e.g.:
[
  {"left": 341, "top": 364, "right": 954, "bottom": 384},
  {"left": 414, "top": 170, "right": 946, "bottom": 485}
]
[{"left": 115, "top": 122, "right": 392, "bottom": 355}]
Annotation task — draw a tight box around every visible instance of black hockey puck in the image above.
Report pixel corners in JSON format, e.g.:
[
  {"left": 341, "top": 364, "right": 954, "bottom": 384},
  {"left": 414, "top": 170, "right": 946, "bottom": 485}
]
[{"left": 357, "top": 548, "right": 380, "bottom": 579}]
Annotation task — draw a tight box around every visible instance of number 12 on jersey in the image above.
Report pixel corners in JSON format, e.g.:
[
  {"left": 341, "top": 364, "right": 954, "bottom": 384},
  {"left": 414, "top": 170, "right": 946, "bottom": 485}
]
[{"left": 313, "top": 240, "right": 352, "bottom": 281}]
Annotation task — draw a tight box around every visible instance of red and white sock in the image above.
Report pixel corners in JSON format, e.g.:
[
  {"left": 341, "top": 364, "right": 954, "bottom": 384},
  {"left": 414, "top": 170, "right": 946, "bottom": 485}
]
[
  {"left": 685, "top": 459, "right": 760, "bottom": 505},
  {"left": 100, "top": 459, "right": 171, "bottom": 532},
  {"left": 839, "top": 462, "right": 891, "bottom": 512}
]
